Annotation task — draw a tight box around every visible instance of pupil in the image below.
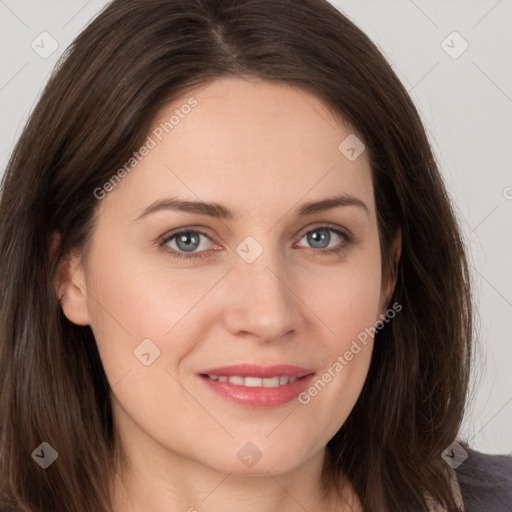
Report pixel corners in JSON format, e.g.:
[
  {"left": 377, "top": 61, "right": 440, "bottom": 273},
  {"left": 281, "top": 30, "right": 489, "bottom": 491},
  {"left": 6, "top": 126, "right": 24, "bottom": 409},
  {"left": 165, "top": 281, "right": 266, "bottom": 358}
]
[
  {"left": 309, "top": 229, "right": 329, "bottom": 248},
  {"left": 177, "top": 232, "right": 199, "bottom": 252}
]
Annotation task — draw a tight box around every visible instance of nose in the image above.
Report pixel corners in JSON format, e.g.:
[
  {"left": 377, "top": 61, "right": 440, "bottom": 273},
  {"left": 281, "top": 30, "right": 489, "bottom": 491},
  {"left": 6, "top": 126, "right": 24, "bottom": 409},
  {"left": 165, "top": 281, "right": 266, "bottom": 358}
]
[{"left": 222, "top": 255, "right": 303, "bottom": 344}]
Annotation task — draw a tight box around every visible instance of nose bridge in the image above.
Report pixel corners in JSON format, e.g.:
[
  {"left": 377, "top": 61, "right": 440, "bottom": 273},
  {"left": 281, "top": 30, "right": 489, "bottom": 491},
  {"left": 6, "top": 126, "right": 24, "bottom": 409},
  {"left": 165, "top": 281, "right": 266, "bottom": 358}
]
[{"left": 223, "top": 242, "right": 299, "bottom": 342}]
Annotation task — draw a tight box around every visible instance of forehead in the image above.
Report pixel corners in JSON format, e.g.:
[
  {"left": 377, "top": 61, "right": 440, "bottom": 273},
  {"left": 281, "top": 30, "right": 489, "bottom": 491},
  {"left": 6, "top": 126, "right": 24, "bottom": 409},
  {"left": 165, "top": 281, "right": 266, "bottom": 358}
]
[{"left": 99, "top": 77, "right": 375, "bottom": 222}]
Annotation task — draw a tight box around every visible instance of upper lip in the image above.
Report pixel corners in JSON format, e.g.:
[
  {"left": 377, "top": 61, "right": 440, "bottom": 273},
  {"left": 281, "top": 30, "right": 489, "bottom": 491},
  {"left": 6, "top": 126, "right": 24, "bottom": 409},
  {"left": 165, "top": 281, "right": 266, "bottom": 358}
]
[{"left": 198, "top": 364, "right": 314, "bottom": 378}]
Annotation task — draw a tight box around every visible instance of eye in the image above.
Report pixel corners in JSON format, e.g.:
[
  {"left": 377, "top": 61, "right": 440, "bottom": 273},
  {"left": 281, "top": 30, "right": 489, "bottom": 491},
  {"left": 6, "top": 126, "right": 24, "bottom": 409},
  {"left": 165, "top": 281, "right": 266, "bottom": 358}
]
[
  {"left": 160, "top": 229, "right": 216, "bottom": 260},
  {"left": 160, "top": 224, "right": 352, "bottom": 260},
  {"left": 295, "top": 225, "right": 351, "bottom": 256}
]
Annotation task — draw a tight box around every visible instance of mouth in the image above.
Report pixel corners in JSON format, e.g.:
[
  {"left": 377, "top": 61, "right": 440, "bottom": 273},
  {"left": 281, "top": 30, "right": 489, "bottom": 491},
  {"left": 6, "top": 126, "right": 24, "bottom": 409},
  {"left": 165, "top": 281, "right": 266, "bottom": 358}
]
[
  {"left": 202, "top": 374, "right": 301, "bottom": 387},
  {"left": 197, "top": 364, "right": 315, "bottom": 408}
]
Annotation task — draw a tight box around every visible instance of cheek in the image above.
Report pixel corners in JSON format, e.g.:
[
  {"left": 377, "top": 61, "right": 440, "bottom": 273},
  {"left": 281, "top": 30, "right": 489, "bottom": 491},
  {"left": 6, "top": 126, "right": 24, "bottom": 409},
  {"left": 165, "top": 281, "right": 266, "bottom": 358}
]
[
  {"left": 310, "top": 242, "right": 383, "bottom": 349},
  {"left": 296, "top": 245, "right": 382, "bottom": 426},
  {"left": 83, "top": 237, "right": 229, "bottom": 381}
]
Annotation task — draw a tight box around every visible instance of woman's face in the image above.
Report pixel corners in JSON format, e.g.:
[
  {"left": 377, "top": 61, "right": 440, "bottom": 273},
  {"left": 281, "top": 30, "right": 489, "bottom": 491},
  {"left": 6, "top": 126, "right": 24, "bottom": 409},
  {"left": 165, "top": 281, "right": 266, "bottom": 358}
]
[{"left": 60, "top": 76, "right": 397, "bottom": 476}]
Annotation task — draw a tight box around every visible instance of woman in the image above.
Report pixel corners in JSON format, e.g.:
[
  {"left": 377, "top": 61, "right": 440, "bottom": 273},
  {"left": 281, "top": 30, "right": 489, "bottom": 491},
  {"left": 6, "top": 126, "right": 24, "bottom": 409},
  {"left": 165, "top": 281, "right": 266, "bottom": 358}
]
[{"left": 0, "top": 0, "right": 510, "bottom": 511}]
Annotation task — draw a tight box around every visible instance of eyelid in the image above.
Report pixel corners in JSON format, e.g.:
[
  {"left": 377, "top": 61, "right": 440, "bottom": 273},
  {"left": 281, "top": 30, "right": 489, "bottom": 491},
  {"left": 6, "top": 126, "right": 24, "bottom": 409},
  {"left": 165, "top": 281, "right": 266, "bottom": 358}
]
[
  {"left": 159, "top": 226, "right": 218, "bottom": 245},
  {"left": 160, "top": 222, "right": 351, "bottom": 245},
  {"left": 295, "top": 221, "right": 353, "bottom": 240}
]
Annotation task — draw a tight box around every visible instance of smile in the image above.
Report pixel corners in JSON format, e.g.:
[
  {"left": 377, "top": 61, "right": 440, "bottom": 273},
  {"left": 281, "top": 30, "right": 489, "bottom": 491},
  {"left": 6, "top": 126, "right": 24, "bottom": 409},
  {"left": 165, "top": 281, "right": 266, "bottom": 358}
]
[
  {"left": 197, "top": 364, "right": 315, "bottom": 408},
  {"left": 205, "top": 375, "right": 298, "bottom": 387}
]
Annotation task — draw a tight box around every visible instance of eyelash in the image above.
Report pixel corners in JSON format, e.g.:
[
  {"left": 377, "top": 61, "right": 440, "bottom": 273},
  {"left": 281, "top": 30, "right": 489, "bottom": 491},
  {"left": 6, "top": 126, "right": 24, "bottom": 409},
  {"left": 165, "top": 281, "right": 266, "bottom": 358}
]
[{"left": 159, "top": 224, "right": 352, "bottom": 261}]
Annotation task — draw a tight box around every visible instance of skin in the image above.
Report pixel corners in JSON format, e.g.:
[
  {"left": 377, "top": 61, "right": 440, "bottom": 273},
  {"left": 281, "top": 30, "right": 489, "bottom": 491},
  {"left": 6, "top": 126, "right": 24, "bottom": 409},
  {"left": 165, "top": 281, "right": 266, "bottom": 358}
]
[{"left": 55, "top": 76, "right": 401, "bottom": 512}]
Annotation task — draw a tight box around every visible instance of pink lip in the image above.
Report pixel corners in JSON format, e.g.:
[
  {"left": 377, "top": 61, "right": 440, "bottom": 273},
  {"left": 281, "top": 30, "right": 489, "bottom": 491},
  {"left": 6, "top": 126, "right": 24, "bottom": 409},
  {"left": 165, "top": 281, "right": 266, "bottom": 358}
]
[{"left": 197, "top": 364, "right": 316, "bottom": 408}]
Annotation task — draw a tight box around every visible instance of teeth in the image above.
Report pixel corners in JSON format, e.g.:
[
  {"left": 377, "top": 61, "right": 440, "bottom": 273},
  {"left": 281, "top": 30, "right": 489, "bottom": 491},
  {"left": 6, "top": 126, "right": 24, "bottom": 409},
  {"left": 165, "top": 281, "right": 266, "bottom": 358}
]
[
  {"left": 244, "top": 376, "right": 262, "bottom": 387},
  {"left": 229, "top": 375, "right": 244, "bottom": 386},
  {"left": 262, "top": 377, "right": 279, "bottom": 387},
  {"left": 207, "top": 375, "right": 300, "bottom": 387}
]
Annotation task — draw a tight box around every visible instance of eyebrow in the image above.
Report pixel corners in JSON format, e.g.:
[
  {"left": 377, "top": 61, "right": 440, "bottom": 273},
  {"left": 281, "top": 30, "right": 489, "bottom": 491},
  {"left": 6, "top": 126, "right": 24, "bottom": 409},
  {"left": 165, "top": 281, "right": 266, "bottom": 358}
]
[{"left": 132, "top": 193, "right": 369, "bottom": 222}]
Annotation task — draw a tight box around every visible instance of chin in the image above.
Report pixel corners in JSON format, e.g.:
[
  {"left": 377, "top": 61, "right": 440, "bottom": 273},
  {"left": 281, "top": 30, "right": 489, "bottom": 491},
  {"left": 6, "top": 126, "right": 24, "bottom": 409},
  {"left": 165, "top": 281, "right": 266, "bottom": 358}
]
[{"left": 197, "top": 442, "right": 318, "bottom": 477}]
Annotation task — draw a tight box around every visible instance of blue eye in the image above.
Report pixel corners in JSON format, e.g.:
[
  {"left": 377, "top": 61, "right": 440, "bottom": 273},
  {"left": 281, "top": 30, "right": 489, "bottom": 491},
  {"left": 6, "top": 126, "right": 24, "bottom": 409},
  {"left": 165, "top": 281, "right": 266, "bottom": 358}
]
[
  {"left": 161, "top": 230, "right": 213, "bottom": 260},
  {"left": 296, "top": 227, "right": 348, "bottom": 254},
  {"left": 160, "top": 225, "right": 351, "bottom": 260}
]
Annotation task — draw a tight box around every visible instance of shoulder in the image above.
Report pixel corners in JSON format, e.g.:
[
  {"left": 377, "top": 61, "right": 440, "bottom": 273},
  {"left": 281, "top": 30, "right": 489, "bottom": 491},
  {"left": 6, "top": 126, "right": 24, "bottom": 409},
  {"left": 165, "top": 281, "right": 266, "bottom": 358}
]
[{"left": 456, "top": 445, "right": 512, "bottom": 512}]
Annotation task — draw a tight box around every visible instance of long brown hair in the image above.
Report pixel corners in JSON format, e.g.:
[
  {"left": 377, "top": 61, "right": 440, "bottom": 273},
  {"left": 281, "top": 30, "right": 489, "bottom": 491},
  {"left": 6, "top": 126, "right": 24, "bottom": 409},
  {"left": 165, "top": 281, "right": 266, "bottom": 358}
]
[{"left": 0, "top": 1, "right": 474, "bottom": 510}]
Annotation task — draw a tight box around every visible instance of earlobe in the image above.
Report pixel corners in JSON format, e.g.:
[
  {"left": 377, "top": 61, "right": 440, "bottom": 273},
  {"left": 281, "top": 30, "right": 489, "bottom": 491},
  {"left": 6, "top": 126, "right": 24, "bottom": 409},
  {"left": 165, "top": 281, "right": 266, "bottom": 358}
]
[{"left": 53, "top": 243, "right": 91, "bottom": 326}]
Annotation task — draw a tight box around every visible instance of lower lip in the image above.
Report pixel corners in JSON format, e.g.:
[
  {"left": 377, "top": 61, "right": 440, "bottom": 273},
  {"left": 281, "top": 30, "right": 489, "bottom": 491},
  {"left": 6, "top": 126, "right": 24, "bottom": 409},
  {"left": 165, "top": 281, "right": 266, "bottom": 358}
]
[{"left": 199, "top": 374, "right": 316, "bottom": 408}]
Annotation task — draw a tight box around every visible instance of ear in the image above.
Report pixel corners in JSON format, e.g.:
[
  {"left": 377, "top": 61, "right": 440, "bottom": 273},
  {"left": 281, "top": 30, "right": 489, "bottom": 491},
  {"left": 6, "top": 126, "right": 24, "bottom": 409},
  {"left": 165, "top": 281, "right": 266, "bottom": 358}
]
[
  {"left": 51, "top": 233, "right": 91, "bottom": 326},
  {"left": 380, "top": 227, "right": 402, "bottom": 312}
]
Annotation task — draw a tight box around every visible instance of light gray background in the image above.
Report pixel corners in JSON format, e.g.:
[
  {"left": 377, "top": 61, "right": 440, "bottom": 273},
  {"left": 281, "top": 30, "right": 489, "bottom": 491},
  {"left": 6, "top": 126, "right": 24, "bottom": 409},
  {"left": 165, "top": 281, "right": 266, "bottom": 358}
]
[{"left": 1, "top": 0, "right": 511, "bottom": 454}]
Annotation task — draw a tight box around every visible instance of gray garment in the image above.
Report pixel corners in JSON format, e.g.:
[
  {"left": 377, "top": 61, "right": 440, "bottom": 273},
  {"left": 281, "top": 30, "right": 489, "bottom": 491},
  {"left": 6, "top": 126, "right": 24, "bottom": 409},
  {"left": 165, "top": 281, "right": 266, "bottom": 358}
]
[{"left": 456, "top": 448, "right": 512, "bottom": 511}]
